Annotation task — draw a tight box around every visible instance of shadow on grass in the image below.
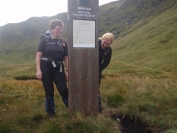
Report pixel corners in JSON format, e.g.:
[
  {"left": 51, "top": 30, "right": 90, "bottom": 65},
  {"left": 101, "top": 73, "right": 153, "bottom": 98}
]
[{"left": 14, "top": 75, "right": 37, "bottom": 80}]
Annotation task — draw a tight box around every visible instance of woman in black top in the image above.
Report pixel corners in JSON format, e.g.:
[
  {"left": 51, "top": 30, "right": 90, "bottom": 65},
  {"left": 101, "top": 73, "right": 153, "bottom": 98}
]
[
  {"left": 36, "top": 19, "right": 68, "bottom": 117},
  {"left": 98, "top": 32, "right": 114, "bottom": 113}
]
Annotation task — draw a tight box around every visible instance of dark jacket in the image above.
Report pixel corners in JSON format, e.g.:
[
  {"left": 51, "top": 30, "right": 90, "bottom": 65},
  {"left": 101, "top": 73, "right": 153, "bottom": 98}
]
[
  {"left": 99, "top": 39, "right": 112, "bottom": 72},
  {"left": 38, "top": 36, "right": 68, "bottom": 61}
]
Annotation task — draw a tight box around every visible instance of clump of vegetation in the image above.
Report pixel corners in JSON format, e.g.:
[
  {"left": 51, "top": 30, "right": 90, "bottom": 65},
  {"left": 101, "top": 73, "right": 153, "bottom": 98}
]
[{"left": 14, "top": 75, "right": 37, "bottom": 80}]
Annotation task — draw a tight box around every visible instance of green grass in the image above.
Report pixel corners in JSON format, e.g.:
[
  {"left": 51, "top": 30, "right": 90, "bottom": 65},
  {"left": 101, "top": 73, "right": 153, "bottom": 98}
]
[
  {"left": 100, "top": 70, "right": 177, "bottom": 132},
  {"left": 0, "top": 67, "right": 120, "bottom": 133},
  {"left": 0, "top": 57, "right": 177, "bottom": 132}
]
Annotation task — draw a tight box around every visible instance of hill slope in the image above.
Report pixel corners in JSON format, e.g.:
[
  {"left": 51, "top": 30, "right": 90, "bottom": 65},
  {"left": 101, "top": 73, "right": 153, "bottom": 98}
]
[
  {"left": 0, "top": 0, "right": 177, "bottom": 72},
  {"left": 99, "top": 0, "right": 177, "bottom": 72},
  {"left": 0, "top": 13, "right": 68, "bottom": 63}
]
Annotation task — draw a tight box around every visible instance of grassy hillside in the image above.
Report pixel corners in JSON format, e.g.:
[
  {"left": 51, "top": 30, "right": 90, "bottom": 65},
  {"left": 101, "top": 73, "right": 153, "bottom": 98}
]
[
  {"left": 0, "top": 13, "right": 68, "bottom": 64},
  {"left": 0, "top": 0, "right": 177, "bottom": 72},
  {"left": 112, "top": 3, "right": 177, "bottom": 72},
  {"left": 98, "top": 0, "right": 177, "bottom": 72}
]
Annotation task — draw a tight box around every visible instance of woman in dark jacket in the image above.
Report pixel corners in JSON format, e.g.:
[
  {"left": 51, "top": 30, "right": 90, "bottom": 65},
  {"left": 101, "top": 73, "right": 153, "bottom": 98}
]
[
  {"left": 98, "top": 32, "right": 114, "bottom": 113},
  {"left": 36, "top": 19, "right": 68, "bottom": 117}
]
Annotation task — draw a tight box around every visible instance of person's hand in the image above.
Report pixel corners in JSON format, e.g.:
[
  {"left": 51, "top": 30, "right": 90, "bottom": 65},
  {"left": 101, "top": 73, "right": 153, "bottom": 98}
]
[
  {"left": 36, "top": 70, "right": 42, "bottom": 80},
  {"left": 65, "top": 71, "right": 68, "bottom": 82}
]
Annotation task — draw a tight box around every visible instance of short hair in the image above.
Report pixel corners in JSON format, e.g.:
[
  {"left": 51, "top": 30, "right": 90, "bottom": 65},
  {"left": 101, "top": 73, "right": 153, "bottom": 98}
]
[
  {"left": 101, "top": 32, "right": 114, "bottom": 44},
  {"left": 49, "top": 19, "right": 64, "bottom": 29}
]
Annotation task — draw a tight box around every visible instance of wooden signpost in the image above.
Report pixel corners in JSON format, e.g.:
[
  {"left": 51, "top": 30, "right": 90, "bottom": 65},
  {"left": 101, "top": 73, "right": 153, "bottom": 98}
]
[{"left": 68, "top": 0, "right": 99, "bottom": 115}]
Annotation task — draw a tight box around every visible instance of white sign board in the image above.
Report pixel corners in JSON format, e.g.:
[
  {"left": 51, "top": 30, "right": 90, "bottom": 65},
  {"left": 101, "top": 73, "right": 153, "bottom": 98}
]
[{"left": 73, "top": 20, "right": 95, "bottom": 48}]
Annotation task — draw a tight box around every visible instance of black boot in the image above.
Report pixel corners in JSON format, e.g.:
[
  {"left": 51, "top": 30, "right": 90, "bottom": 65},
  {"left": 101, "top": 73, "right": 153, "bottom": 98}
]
[
  {"left": 62, "top": 97, "right": 68, "bottom": 107},
  {"left": 47, "top": 110, "right": 56, "bottom": 118},
  {"left": 45, "top": 97, "right": 55, "bottom": 117},
  {"left": 98, "top": 91, "right": 102, "bottom": 113}
]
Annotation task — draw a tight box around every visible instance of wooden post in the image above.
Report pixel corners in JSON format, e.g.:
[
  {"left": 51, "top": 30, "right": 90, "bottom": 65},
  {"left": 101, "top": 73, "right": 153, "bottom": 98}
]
[{"left": 68, "top": 0, "right": 99, "bottom": 115}]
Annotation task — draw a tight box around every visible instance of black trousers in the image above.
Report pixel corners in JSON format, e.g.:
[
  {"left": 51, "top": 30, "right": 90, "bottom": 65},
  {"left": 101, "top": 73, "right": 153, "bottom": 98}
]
[
  {"left": 98, "top": 71, "right": 102, "bottom": 112},
  {"left": 41, "top": 61, "right": 68, "bottom": 111}
]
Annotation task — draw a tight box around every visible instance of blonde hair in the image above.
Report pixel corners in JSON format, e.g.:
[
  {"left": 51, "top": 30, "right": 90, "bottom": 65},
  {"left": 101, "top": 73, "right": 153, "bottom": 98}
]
[
  {"left": 101, "top": 32, "right": 114, "bottom": 44},
  {"left": 49, "top": 19, "right": 64, "bottom": 29}
]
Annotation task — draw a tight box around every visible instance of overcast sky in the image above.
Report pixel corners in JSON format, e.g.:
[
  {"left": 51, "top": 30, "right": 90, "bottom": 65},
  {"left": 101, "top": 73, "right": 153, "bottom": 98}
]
[{"left": 0, "top": 0, "right": 118, "bottom": 26}]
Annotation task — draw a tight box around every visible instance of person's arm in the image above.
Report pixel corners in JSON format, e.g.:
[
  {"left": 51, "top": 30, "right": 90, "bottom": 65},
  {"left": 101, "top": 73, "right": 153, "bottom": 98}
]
[
  {"left": 100, "top": 48, "right": 112, "bottom": 71},
  {"left": 36, "top": 52, "right": 43, "bottom": 80},
  {"left": 64, "top": 56, "right": 68, "bottom": 81}
]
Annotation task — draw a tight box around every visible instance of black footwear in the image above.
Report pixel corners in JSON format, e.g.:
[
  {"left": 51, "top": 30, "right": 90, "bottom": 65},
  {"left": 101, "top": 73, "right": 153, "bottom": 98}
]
[
  {"left": 47, "top": 111, "right": 56, "bottom": 118},
  {"left": 99, "top": 107, "right": 102, "bottom": 113}
]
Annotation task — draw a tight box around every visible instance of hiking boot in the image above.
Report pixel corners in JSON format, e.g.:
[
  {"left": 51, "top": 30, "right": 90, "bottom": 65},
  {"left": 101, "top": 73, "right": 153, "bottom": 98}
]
[
  {"left": 99, "top": 107, "right": 102, "bottom": 113},
  {"left": 47, "top": 111, "right": 56, "bottom": 118}
]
